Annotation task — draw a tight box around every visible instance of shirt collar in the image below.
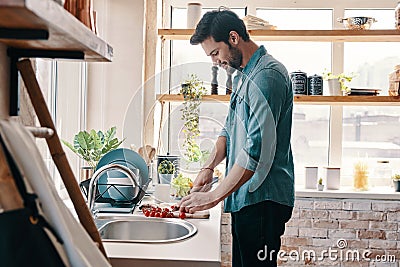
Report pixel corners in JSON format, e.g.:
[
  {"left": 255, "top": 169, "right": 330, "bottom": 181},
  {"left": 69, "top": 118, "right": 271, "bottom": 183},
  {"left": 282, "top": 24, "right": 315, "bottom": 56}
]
[{"left": 242, "top": 45, "right": 267, "bottom": 76}]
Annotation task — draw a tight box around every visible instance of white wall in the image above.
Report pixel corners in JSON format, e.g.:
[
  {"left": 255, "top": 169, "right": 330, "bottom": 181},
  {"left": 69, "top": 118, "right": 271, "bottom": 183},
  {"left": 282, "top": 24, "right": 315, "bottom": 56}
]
[{"left": 87, "top": 0, "right": 145, "bottom": 147}]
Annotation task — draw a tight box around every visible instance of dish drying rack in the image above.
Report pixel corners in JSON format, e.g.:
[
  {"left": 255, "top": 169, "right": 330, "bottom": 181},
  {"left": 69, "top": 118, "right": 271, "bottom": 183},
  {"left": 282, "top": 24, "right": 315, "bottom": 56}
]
[{"left": 80, "top": 177, "right": 150, "bottom": 213}]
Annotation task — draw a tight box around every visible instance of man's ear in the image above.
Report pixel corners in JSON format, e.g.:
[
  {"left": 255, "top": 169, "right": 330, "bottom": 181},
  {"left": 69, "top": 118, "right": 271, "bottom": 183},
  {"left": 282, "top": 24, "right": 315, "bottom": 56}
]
[{"left": 228, "top": 31, "right": 239, "bottom": 46}]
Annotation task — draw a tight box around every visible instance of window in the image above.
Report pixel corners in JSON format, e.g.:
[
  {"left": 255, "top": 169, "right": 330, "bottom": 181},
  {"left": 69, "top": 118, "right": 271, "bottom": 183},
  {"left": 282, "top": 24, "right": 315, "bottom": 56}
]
[
  {"left": 160, "top": 1, "right": 400, "bottom": 188},
  {"left": 36, "top": 59, "right": 87, "bottom": 198}
]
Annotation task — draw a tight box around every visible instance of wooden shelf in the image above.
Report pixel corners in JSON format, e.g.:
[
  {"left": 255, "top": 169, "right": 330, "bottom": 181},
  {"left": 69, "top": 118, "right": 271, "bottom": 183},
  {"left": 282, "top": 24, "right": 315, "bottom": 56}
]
[
  {"left": 157, "top": 94, "right": 230, "bottom": 103},
  {"left": 0, "top": 0, "right": 113, "bottom": 62},
  {"left": 157, "top": 94, "right": 400, "bottom": 106},
  {"left": 158, "top": 29, "right": 400, "bottom": 42}
]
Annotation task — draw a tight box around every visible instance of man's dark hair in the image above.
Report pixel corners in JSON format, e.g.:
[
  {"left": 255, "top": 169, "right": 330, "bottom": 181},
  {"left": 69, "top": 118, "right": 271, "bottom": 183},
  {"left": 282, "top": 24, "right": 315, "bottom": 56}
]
[{"left": 190, "top": 9, "right": 250, "bottom": 45}]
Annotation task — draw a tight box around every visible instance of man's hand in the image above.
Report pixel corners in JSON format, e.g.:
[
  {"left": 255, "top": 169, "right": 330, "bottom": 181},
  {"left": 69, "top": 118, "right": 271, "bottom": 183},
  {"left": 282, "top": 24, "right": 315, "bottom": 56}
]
[
  {"left": 178, "top": 191, "right": 219, "bottom": 213},
  {"left": 191, "top": 168, "right": 214, "bottom": 192}
]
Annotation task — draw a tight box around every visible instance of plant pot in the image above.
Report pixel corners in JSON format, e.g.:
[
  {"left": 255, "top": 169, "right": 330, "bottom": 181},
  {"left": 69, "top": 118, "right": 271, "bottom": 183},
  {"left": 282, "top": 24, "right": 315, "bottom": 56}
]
[
  {"left": 326, "top": 78, "right": 342, "bottom": 96},
  {"left": 80, "top": 166, "right": 94, "bottom": 182},
  {"left": 159, "top": 174, "right": 174, "bottom": 184},
  {"left": 393, "top": 180, "right": 400, "bottom": 192},
  {"left": 317, "top": 184, "right": 324, "bottom": 191}
]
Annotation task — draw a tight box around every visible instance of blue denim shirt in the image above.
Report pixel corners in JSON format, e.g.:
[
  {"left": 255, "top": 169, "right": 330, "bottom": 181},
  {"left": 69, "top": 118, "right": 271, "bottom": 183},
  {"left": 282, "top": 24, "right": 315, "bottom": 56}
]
[{"left": 220, "top": 45, "right": 295, "bottom": 212}]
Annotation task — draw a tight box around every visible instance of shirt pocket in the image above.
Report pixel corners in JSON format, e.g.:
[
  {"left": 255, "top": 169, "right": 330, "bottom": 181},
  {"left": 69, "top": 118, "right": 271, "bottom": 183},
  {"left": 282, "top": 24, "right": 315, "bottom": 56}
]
[{"left": 231, "top": 94, "right": 248, "bottom": 127}]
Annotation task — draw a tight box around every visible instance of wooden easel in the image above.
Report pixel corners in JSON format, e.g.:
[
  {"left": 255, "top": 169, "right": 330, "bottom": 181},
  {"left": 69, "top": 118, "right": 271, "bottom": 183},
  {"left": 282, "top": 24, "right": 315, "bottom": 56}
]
[{"left": 15, "top": 59, "right": 107, "bottom": 258}]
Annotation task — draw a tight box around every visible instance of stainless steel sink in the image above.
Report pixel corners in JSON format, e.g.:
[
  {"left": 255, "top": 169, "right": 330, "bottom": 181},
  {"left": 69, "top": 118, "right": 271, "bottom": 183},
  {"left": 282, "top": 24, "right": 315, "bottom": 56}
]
[{"left": 95, "top": 215, "right": 197, "bottom": 243}]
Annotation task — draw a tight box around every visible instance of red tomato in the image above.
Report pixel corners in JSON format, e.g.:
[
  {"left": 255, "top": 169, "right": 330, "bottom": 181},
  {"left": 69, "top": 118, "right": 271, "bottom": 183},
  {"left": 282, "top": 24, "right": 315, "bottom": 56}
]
[
  {"left": 179, "top": 212, "right": 186, "bottom": 219},
  {"left": 161, "top": 211, "right": 167, "bottom": 218},
  {"left": 144, "top": 210, "right": 150, "bottom": 217},
  {"left": 155, "top": 212, "right": 161, "bottom": 217},
  {"left": 163, "top": 208, "right": 170, "bottom": 212},
  {"left": 150, "top": 211, "right": 156, "bottom": 217},
  {"left": 166, "top": 213, "right": 174, "bottom": 218}
]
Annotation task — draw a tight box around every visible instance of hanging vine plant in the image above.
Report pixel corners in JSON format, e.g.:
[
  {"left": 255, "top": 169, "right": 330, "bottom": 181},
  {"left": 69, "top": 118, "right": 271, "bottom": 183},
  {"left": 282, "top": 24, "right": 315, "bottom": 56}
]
[{"left": 180, "top": 74, "right": 207, "bottom": 162}]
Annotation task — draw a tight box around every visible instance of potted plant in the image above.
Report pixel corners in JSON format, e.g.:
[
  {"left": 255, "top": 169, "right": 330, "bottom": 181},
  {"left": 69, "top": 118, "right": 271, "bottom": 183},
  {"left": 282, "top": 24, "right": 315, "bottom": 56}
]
[
  {"left": 322, "top": 70, "right": 356, "bottom": 96},
  {"left": 157, "top": 159, "right": 176, "bottom": 184},
  {"left": 62, "top": 126, "right": 124, "bottom": 180},
  {"left": 392, "top": 174, "right": 400, "bottom": 192},
  {"left": 180, "top": 74, "right": 207, "bottom": 166},
  {"left": 317, "top": 178, "right": 324, "bottom": 191}
]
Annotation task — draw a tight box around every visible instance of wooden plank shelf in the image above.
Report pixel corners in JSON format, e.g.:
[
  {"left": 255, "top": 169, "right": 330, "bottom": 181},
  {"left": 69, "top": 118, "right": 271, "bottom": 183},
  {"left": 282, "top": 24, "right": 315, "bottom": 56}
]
[
  {"left": 0, "top": 0, "right": 113, "bottom": 62},
  {"left": 157, "top": 94, "right": 400, "bottom": 106},
  {"left": 158, "top": 29, "right": 400, "bottom": 42},
  {"left": 157, "top": 94, "right": 230, "bottom": 103}
]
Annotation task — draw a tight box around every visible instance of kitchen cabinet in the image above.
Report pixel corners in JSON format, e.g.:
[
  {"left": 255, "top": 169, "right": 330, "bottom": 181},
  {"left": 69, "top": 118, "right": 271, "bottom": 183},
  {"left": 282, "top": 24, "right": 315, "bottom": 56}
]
[{"left": 0, "top": 0, "right": 113, "bottom": 115}]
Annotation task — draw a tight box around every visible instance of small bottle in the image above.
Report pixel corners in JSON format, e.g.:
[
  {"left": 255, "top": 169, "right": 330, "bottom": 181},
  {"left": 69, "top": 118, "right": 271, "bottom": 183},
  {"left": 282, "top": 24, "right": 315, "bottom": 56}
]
[{"left": 395, "top": 1, "right": 400, "bottom": 29}]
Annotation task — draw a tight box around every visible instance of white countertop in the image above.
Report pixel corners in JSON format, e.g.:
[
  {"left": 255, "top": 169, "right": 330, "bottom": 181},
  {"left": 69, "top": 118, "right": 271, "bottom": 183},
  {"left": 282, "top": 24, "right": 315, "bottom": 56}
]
[{"left": 102, "top": 201, "right": 221, "bottom": 264}]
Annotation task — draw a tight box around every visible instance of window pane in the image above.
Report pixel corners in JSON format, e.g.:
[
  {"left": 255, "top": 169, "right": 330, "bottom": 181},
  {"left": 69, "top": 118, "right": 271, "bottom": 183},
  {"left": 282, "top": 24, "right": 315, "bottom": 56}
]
[
  {"left": 344, "top": 9, "right": 400, "bottom": 94},
  {"left": 342, "top": 106, "right": 400, "bottom": 187},
  {"left": 167, "top": 8, "right": 246, "bottom": 176},
  {"left": 292, "top": 106, "right": 330, "bottom": 185},
  {"left": 257, "top": 9, "right": 332, "bottom": 184}
]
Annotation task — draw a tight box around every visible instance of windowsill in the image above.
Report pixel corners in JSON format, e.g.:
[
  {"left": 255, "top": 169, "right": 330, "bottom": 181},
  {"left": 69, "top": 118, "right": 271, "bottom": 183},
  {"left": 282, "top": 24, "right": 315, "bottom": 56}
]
[{"left": 296, "top": 186, "right": 400, "bottom": 200}]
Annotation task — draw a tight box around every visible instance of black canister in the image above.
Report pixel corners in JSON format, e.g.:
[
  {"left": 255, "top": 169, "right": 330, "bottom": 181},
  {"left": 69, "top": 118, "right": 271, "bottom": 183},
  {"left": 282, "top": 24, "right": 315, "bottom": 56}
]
[
  {"left": 307, "top": 74, "right": 323, "bottom": 95},
  {"left": 290, "top": 71, "right": 307, "bottom": 95}
]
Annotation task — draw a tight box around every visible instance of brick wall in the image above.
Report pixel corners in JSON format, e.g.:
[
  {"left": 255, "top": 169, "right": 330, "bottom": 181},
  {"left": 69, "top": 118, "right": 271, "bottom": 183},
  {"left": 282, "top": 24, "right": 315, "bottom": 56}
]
[{"left": 220, "top": 198, "right": 400, "bottom": 267}]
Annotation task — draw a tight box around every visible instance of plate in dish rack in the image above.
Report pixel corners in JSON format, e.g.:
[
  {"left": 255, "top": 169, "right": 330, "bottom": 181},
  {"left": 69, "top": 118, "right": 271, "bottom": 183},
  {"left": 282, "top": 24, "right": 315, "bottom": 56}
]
[{"left": 96, "top": 148, "right": 149, "bottom": 199}]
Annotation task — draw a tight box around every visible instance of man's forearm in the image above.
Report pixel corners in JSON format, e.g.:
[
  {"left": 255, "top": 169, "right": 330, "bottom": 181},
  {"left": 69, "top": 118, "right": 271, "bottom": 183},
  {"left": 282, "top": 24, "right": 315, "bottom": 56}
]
[
  {"left": 203, "top": 136, "right": 227, "bottom": 169},
  {"left": 212, "top": 163, "right": 254, "bottom": 202}
]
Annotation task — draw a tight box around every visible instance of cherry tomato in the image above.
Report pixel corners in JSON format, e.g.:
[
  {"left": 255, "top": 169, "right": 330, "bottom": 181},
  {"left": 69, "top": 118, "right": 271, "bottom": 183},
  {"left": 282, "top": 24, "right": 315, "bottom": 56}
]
[
  {"left": 163, "top": 208, "right": 170, "bottom": 212},
  {"left": 166, "top": 212, "right": 174, "bottom": 218},
  {"left": 156, "top": 207, "right": 162, "bottom": 213},
  {"left": 150, "top": 211, "right": 156, "bottom": 217},
  {"left": 155, "top": 212, "right": 161, "bottom": 217},
  {"left": 179, "top": 212, "right": 186, "bottom": 219},
  {"left": 144, "top": 210, "right": 150, "bottom": 217},
  {"left": 161, "top": 211, "right": 167, "bottom": 218}
]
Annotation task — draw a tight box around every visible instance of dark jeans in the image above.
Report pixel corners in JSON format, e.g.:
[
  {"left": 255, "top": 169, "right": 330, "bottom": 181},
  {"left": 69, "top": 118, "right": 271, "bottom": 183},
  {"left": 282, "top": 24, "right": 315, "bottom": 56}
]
[{"left": 231, "top": 200, "right": 293, "bottom": 267}]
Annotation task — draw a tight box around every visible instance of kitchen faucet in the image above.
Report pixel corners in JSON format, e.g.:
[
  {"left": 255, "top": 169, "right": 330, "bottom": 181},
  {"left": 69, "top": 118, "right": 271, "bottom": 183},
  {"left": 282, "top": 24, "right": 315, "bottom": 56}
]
[{"left": 87, "top": 164, "right": 139, "bottom": 215}]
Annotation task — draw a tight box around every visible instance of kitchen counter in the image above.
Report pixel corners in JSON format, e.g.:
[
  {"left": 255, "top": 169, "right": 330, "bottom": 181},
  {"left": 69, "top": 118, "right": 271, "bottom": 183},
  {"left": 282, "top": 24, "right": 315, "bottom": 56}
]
[{"left": 102, "top": 199, "right": 221, "bottom": 267}]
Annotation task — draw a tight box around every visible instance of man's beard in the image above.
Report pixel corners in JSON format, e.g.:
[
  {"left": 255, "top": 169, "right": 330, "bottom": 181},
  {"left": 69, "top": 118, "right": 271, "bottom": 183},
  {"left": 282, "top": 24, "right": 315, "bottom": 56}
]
[{"left": 228, "top": 46, "right": 242, "bottom": 70}]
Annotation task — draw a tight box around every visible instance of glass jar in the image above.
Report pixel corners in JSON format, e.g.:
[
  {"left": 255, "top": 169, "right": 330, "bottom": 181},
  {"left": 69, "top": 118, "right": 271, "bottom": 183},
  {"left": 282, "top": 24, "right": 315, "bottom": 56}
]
[
  {"left": 388, "top": 65, "right": 400, "bottom": 96},
  {"left": 373, "top": 160, "right": 392, "bottom": 187},
  {"left": 353, "top": 160, "right": 369, "bottom": 191}
]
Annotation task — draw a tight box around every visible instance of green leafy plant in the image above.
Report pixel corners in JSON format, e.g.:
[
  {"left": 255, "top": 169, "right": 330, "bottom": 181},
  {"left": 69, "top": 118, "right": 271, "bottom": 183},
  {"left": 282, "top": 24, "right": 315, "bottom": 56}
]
[
  {"left": 170, "top": 174, "right": 193, "bottom": 198},
  {"left": 62, "top": 126, "right": 124, "bottom": 168},
  {"left": 180, "top": 74, "right": 207, "bottom": 162},
  {"left": 157, "top": 160, "right": 175, "bottom": 174},
  {"left": 322, "top": 70, "right": 357, "bottom": 93},
  {"left": 318, "top": 178, "right": 323, "bottom": 185},
  {"left": 392, "top": 174, "right": 400, "bottom": 181}
]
